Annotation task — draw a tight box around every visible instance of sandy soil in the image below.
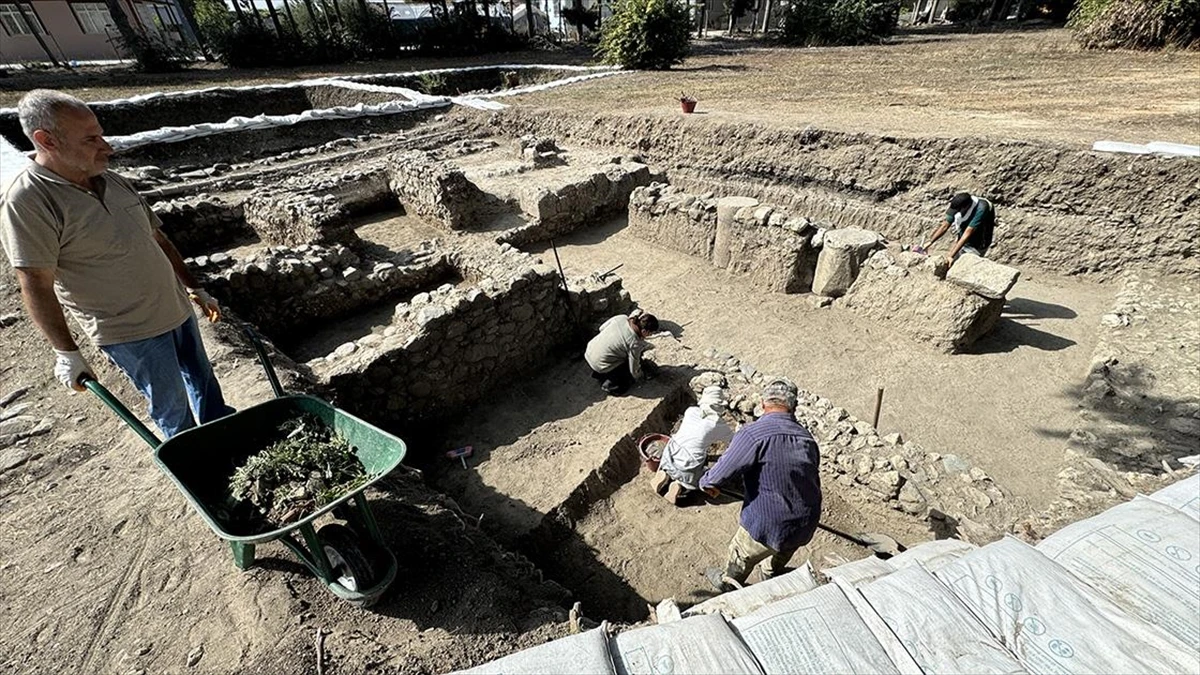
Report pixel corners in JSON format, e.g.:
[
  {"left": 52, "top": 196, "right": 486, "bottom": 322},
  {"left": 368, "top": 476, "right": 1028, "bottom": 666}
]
[{"left": 527, "top": 216, "right": 1114, "bottom": 509}]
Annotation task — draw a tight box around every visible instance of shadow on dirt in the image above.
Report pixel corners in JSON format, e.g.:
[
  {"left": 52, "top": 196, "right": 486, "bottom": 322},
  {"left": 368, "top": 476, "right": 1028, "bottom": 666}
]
[{"left": 967, "top": 296, "right": 1078, "bottom": 354}]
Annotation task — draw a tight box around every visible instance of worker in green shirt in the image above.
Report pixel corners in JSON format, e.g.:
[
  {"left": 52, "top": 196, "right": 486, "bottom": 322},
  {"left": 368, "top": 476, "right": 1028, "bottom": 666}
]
[{"left": 919, "top": 192, "right": 996, "bottom": 267}]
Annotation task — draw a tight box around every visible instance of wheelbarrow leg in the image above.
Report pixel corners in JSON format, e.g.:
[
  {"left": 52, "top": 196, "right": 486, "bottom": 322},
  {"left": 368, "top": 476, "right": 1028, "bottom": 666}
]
[
  {"left": 230, "top": 542, "right": 256, "bottom": 570},
  {"left": 298, "top": 523, "right": 336, "bottom": 581},
  {"left": 352, "top": 493, "right": 386, "bottom": 547}
]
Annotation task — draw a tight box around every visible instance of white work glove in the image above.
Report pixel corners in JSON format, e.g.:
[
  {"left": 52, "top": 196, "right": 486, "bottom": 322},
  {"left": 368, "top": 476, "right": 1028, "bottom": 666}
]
[
  {"left": 53, "top": 349, "right": 93, "bottom": 392},
  {"left": 187, "top": 287, "right": 221, "bottom": 323}
]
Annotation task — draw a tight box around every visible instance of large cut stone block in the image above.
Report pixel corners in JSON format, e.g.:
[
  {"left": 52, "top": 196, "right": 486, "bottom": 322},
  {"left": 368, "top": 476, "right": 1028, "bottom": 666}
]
[
  {"left": 811, "top": 227, "right": 882, "bottom": 297},
  {"left": 842, "top": 250, "right": 1003, "bottom": 352},
  {"left": 946, "top": 254, "right": 1021, "bottom": 299},
  {"left": 714, "top": 197, "right": 758, "bottom": 268}
]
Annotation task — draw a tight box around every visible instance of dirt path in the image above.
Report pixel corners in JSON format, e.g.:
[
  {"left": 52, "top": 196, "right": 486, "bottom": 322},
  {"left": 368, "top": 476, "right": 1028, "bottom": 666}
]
[{"left": 529, "top": 218, "right": 1114, "bottom": 509}]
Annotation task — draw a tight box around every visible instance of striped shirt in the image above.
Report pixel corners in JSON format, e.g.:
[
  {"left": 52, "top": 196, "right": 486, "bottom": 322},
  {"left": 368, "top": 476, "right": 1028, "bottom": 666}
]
[{"left": 700, "top": 412, "right": 822, "bottom": 551}]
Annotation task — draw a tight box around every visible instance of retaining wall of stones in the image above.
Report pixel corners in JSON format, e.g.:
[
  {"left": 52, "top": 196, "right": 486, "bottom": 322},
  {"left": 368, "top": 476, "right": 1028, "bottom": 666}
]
[
  {"left": 243, "top": 169, "right": 394, "bottom": 246},
  {"left": 153, "top": 196, "right": 250, "bottom": 257},
  {"left": 501, "top": 161, "right": 657, "bottom": 247},
  {"left": 387, "top": 150, "right": 496, "bottom": 230},
  {"left": 315, "top": 251, "right": 633, "bottom": 431},
  {"left": 196, "top": 241, "right": 451, "bottom": 340},
  {"left": 628, "top": 185, "right": 819, "bottom": 293}
]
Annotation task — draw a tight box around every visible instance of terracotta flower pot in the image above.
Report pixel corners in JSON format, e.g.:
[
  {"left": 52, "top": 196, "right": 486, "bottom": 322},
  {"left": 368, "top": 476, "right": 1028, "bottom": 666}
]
[{"left": 680, "top": 99, "right": 697, "bottom": 114}]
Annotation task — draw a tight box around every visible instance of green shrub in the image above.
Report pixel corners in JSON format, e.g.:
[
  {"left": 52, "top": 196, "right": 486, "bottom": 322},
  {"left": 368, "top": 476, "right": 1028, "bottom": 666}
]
[
  {"left": 1069, "top": 0, "right": 1200, "bottom": 50},
  {"left": 114, "top": 32, "right": 191, "bottom": 72},
  {"left": 598, "top": 0, "right": 692, "bottom": 69},
  {"left": 780, "top": 0, "right": 899, "bottom": 46}
]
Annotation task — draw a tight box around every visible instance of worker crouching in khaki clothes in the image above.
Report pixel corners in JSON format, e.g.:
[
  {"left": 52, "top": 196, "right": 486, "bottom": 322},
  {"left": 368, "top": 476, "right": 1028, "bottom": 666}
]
[{"left": 584, "top": 310, "right": 659, "bottom": 395}]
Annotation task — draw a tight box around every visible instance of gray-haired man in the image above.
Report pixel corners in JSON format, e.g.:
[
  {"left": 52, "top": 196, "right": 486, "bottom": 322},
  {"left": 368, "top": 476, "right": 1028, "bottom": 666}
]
[
  {"left": 0, "top": 89, "right": 233, "bottom": 438},
  {"left": 701, "top": 378, "right": 822, "bottom": 590}
]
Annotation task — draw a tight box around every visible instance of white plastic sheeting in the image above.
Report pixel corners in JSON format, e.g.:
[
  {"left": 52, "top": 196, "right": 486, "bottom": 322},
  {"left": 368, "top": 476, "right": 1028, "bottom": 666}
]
[
  {"left": 860, "top": 565, "right": 1029, "bottom": 674},
  {"left": 1092, "top": 140, "right": 1200, "bottom": 157},
  {"left": 683, "top": 562, "right": 819, "bottom": 618},
  {"left": 1036, "top": 496, "right": 1200, "bottom": 650},
  {"left": 1148, "top": 473, "right": 1200, "bottom": 520},
  {"left": 733, "top": 583, "right": 900, "bottom": 675},
  {"left": 613, "top": 614, "right": 764, "bottom": 675},
  {"left": 458, "top": 626, "right": 616, "bottom": 675},
  {"left": 935, "top": 536, "right": 1200, "bottom": 674}
]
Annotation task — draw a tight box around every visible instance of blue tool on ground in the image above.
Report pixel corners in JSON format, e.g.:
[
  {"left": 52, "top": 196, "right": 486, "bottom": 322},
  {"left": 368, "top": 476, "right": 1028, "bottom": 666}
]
[{"left": 447, "top": 446, "right": 473, "bottom": 469}]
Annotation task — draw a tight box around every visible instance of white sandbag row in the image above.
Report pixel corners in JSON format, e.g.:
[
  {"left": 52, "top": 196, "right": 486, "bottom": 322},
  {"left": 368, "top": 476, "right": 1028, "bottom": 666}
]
[
  {"left": 824, "top": 538, "right": 977, "bottom": 588},
  {"left": 458, "top": 626, "right": 618, "bottom": 675},
  {"left": 682, "top": 562, "right": 819, "bottom": 618}
]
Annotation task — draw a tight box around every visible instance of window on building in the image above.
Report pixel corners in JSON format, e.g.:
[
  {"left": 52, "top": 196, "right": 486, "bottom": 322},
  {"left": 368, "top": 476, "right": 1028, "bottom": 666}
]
[
  {"left": 0, "top": 3, "right": 46, "bottom": 35},
  {"left": 71, "top": 2, "right": 116, "bottom": 34}
]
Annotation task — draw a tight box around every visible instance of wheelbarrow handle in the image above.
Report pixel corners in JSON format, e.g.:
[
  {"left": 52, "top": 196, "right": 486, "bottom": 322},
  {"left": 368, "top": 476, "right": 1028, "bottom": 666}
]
[
  {"left": 237, "top": 323, "right": 286, "bottom": 399},
  {"left": 80, "top": 375, "right": 162, "bottom": 449}
]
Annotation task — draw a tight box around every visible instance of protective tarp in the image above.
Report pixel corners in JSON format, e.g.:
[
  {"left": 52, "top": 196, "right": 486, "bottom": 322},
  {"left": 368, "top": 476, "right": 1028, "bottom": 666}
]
[
  {"left": 732, "top": 583, "right": 901, "bottom": 675},
  {"left": 935, "top": 536, "right": 1200, "bottom": 674},
  {"left": 860, "top": 565, "right": 1029, "bottom": 674},
  {"left": 832, "top": 578, "right": 924, "bottom": 675},
  {"left": 457, "top": 626, "right": 615, "bottom": 675},
  {"left": 1092, "top": 140, "right": 1200, "bottom": 157},
  {"left": 613, "top": 614, "right": 763, "bottom": 675},
  {"left": 822, "top": 554, "right": 896, "bottom": 588},
  {"left": 1147, "top": 473, "right": 1200, "bottom": 520},
  {"left": 1036, "top": 495, "right": 1200, "bottom": 650},
  {"left": 823, "top": 538, "right": 976, "bottom": 588},
  {"left": 683, "top": 562, "right": 819, "bottom": 618},
  {"left": 889, "top": 538, "right": 977, "bottom": 570}
]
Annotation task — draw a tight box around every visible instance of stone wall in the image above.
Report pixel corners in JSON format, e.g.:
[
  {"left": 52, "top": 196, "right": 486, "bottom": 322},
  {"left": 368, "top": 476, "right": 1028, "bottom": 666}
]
[
  {"left": 627, "top": 184, "right": 718, "bottom": 259},
  {"left": 627, "top": 186, "right": 818, "bottom": 293},
  {"left": 840, "top": 249, "right": 1007, "bottom": 353},
  {"left": 387, "top": 151, "right": 495, "bottom": 230},
  {"left": 314, "top": 250, "right": 633, "bottom": 432},
  {"left": 479, "top": 109, "right": 1200, "bottom": 279},
  {"left": 243, "top": 169, "right": 394, "bottom": 245},
  {"left": 501, "top": 161, "right": 656, "bottom": 247},
  {"left": 153, "top": 196, "right": 250, "bottom": 257},
  {"left": 196, "top": 241, "right": 451, "bottom": 340}
]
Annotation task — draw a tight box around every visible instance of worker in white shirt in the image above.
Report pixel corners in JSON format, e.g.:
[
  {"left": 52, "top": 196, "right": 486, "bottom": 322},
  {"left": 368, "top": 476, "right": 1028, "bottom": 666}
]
[{"left": 652, "top": 386, "right": 734, "bottom": 504}]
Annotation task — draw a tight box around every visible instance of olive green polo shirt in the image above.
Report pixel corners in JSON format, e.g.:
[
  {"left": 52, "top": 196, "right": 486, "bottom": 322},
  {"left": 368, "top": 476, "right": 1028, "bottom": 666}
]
[{"left": 0, "top": 163, "right": 191, "bottom": 346}]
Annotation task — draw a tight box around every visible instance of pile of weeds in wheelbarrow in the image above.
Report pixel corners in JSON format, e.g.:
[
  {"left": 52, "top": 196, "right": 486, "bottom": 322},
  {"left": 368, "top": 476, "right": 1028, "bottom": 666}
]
[{"left": 229, "top": 414, "right": 370, "bottom": 525}]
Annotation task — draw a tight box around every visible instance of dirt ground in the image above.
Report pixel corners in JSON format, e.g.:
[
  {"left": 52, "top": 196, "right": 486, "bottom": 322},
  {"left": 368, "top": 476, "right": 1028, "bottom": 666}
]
[{"left": 527, "top": 216, "right": 1114, "bottom": 510}]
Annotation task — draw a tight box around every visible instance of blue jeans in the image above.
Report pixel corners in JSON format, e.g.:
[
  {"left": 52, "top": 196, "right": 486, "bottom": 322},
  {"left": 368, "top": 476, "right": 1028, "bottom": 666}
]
[{"left": 101, "top": 316, "right": 235, "bottom": 438}]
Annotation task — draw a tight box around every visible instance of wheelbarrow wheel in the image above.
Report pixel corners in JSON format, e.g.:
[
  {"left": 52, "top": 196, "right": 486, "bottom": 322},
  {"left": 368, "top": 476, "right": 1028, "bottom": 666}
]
[{"left": 318, "top": 523, "right": 379, "bottom": 593}]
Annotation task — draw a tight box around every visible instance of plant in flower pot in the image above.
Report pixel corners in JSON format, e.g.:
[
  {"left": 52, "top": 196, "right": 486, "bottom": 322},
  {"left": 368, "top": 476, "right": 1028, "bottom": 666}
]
[{"left": 679, "top": 92, "right": 697, "bottom": 113}]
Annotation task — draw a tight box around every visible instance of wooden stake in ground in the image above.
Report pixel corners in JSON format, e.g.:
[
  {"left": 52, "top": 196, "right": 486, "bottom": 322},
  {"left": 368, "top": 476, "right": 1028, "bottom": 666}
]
[
  {"left": 315, "top": 628, "right": 326, "bottom": 675},
  {"left": 872, "top": 387, "right": 884, "bottom": 430}
]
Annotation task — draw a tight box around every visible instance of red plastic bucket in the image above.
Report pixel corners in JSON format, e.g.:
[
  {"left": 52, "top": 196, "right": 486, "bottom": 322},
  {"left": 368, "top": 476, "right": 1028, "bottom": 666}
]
[
  {"left": 638, "top": 433, "right": 670, "bottom": 472},
  {"left": 681, "top": 99, "right": 697, "bottom": 114}
]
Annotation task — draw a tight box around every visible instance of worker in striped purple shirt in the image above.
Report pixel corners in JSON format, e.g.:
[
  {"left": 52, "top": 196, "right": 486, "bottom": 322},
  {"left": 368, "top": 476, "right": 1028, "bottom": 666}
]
[{"left": 700, "top": 378, "right": 822, "bottom": 592}]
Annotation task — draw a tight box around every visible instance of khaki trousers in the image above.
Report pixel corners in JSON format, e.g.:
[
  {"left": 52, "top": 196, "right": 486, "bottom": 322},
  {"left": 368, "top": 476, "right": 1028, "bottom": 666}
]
[{"left": 724, "top": 526, "right": 801, "bottom": 584}]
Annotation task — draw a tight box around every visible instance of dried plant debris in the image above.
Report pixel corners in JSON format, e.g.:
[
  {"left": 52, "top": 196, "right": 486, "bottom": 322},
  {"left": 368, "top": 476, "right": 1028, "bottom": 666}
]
[{"left": 229, "top": 414, "right": 370, "bottom": 525}]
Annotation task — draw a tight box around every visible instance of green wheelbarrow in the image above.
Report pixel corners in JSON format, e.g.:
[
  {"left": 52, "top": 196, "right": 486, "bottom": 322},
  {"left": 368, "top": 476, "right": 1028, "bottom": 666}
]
[{"left": 83, "top": 327, "right": 405, "bottom": 607}]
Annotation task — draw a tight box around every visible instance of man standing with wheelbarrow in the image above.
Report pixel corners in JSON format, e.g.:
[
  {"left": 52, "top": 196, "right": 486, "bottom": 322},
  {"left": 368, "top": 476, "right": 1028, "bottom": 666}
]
[
  {"left": 0, "top": 90, "right": 234, "bottom": 438},
  {"left": 700, "top": 378, "right": 822, "bottom": 592}
]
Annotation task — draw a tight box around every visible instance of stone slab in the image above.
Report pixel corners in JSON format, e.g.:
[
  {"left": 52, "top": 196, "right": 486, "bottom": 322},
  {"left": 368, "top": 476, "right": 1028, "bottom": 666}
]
[{"left": 946, "top": 254, "right": 1021, "bottom": 300}]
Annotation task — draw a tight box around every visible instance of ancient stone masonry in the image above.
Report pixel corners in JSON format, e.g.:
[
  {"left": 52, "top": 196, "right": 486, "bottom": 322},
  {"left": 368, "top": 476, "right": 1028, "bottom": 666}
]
[
  {"left": 628, "top": 187, "right": 819, "bottom": 293},
  {"left": 194, "top": 241, "right": 450, "bottom": 340},
  {"left": 387, "top": 151, "right": 495, "bottom": 230},
  {"left": 628, "top": 183, "right": 718, "bottom": 259},
  {"left": 243, "top": 169, "right": 394, "bottom": 246},
  {"left": 840, "top": 249, "right": 1013, "bottom": 353},
  {"left": 313, "top": 246, "right": 633, "bottom": 432},
  {"left": 810, "top": 227, "right": 881, "bottom": 297},
  {"left": 152, "top": 196, "right": 250, "bottom": 258},
  {"left": 502, "top": 160, "right": 656, "bottom": 247},
  {"left": 480, "top": 109, "right": 1200, "bottom": 278},
  {"left": 690, "top": 350, "right": 1024, "bottom": 544}
]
